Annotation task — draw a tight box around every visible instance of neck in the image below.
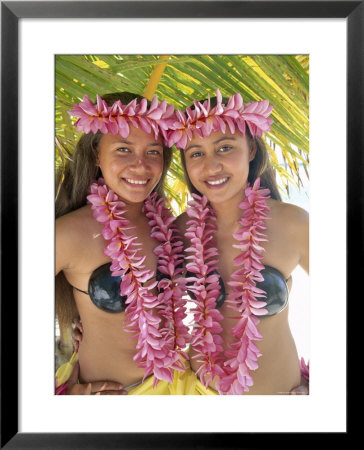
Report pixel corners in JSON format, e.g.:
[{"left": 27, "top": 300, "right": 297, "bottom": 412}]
[
  {"left": 210, "top": 189, "right": 246, "bottom": 230},
  {"left": 122, "top": 200, "right": 145, "bottom": 222}
]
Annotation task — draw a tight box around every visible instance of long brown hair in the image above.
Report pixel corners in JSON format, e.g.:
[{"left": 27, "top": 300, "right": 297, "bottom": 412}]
[
  {"left": 179, "top": 96, "right": 281, "bottom": 201},
  {"left": 55, "top": 92, "right": 173, "bottom": 336}
]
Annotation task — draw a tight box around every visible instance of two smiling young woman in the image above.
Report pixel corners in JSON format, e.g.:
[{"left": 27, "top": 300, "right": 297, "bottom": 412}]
[{"left": 55, "top": 90, "right": 309, "bottom": 395}]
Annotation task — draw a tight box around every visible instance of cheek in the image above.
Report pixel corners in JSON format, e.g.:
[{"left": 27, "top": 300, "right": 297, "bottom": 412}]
[
  {"left": 100, "top": 159, "right": 120, "bottom": 174},
  {"left": 99, "top": 157, "right": 129, "bottom": 180},
  {"left": 231, "top": 151, "right": 250, "bottom": 171},
  {"left": 185, "top": 159, "right": 200, "bottom": 182},
  {"left": 152, "top": 157, "right": 163, "bottom": 175}
]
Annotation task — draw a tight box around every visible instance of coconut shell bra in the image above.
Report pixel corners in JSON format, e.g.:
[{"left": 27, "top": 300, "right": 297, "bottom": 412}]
[
  {"left": 72, "top": 263, "right": 288, "bottom": 316},
  {"left": 187, "top": 265, "right": 288, "bottom": 316},
  {"left": 71, "top": 263, "right": 129, "bottom": 313},
  {"left": 71, "top": 263, "right": 169, "bottom": 314}
]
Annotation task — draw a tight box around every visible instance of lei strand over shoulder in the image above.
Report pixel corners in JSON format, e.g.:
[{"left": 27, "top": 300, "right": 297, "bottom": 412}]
[
  {"left": 87, "top": 178, "right": 189, "bottom": 387},
  {"left": 184, "top": 195, "right": 226, "bottom": 387},
  {"left": 218, "top": 178, "right": 270, "bottom": 395},
  {"left": 185, "top": 178, "right": 270, "bottom": 395}
]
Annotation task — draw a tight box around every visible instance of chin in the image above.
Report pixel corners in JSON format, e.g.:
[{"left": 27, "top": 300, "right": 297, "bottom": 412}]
[
  {"left": 122, "top": 192, "right": 151, "bottom": 204},
  {"left": 208, "top": 189, "right": 244, "bottom": 206},
  {"left": 125, "top": 187, "right": 159, "bottom": 204}
]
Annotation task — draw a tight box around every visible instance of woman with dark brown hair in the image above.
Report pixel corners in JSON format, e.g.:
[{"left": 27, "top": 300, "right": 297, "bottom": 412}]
[
  {"left": 172, "top": 90, "right": 309, "bottom": 395},
  {"left": 55, "top": 92, "right": 190, "bottom": 395}
]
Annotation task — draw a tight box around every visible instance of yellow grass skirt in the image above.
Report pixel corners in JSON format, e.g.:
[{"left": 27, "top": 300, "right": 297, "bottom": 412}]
[{"left": 55, "top": 352, "right": 217, "bottom": 395}]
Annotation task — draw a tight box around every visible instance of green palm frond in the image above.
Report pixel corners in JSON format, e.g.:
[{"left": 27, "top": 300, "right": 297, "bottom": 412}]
[{"left": 55, "top": 54, "right": 309, "bottom": 213}]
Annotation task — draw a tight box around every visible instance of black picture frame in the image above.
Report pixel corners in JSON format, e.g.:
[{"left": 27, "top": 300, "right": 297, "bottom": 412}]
[{"left": 1, "top": 1, "right": 359, "bottom": 448}]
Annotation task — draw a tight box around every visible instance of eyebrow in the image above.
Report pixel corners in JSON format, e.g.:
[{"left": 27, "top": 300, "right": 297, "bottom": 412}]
[
  {"left": 147, "top": 142, "right": 163, "bottom": 147},
  {"left": 112, "top": 140, "right": 163, "bottom": 147},
  {"left": 185, "top": 144, "right": 202, "bottom": 152},
  {"left": 213, "top": 136, "right": 237, "bottom": 144},
  {"left": 185, "top": 136, "right": 237, "bottom": 152}
]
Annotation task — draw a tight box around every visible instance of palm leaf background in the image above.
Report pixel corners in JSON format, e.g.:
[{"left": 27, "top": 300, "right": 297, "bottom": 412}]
[{"left": 55, "top": 54, "right": 309, "bottom": 214}]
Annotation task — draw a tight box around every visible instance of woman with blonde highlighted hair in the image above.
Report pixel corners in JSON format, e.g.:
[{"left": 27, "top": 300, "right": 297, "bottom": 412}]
[{"left": 172, "top": 90, "right": 309, "bottom": 395}]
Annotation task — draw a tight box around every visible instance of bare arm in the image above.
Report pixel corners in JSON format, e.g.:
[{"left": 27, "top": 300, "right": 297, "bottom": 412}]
[
  {"left": 55, "top": 211, "right": 86, "bottom": 275},
  {"left": 296, "top": 208, "right": 309, "bottom": 274},
  {"left": 55, "top": 216, "right": 71, "bottom": 275},
  {"left": 290, "top": 205, "right": 309, "bottom": 394}
]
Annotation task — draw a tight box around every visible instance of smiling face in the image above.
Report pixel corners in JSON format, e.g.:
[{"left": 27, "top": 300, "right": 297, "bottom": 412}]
[
  {"left": 184, "top": 130, "right": 256, "bottom": 206},
  {"left": 97, "top": 126, "right": 164, "bottom": 204}
]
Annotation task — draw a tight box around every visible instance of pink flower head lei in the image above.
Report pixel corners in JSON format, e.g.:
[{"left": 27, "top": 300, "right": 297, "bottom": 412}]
[
  {"left": 185, "top": 178, "right": 271, "bottom": 395},
  {"left": 68, "top": 93, "right": 176, "bottom": 143},
  {"left": 166, "top": 89, "right": 274, "bottom": 149},
  {"left": 87, "top": 178, "right": 190, "bottom": 387}
]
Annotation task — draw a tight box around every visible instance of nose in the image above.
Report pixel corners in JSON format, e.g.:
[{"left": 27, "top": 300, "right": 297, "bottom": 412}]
[
  {"left": 130, "top": 155, "right": 150, "bottom": 171},
  {"left": 205, "top": 154, "right": 223, "bottom": 174}
]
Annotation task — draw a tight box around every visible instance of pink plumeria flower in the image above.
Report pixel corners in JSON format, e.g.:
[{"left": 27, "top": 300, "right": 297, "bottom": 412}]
[{"left": 68, "top": 94, "right": 111, "bottom": 134}]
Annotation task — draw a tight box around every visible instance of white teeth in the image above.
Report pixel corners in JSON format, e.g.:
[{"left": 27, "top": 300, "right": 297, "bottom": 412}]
[
  {"left": 126, "top": 179, "right": 148, "bottom": 185},
  {"left": 206, "top": 177, "right": 228, "bottom": 186}
]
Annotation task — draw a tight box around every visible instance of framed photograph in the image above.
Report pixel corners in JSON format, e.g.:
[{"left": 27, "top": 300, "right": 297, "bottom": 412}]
[{"left": 1, "top": 1, "right": 359, "bottom": 447}]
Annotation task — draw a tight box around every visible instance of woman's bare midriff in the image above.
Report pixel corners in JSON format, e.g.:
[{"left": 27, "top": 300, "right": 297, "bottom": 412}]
[
  {"left": 76, "top": 296, "right": 146, "bottom": 388},
  {"left": 190, "top": 305, "right": 301, "bottom": 394}
]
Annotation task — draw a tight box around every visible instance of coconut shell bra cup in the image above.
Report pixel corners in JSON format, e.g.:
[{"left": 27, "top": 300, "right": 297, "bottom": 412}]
[{"left": 186, "top": 266, "right": 288, "bottom": 315}]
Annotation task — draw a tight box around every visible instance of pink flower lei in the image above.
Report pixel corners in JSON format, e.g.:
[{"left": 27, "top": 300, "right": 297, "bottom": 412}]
[
  {"left": 166, "top": 89, "right": 274, "bottom": 150},
  {"left": 68, "top": 94, "right": 175, "bottom": 142},
  {"left": 87, "top": 178, "right": 190, "bottom": 387},
  {"left": 185, "top": 178, "right": 271, "bottom": 394}
]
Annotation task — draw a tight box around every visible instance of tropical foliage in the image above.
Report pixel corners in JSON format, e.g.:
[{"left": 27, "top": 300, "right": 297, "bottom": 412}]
[{"left": 55, "top": 54, "right": 309, "bottom": 214}]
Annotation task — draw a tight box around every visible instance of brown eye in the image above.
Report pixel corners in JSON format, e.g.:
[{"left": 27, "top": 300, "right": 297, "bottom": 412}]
[
  {"left": 116, "top": 147, "right": 130, "bottom": 153},
  {"left": 218, "top": 145, "right": 232, "bottom": 152},
  {"left": 147, "top": 150, "right": 161, "bottom": 155}
]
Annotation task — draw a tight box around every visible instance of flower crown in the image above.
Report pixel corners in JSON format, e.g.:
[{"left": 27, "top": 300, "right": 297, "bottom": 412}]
[
  {"left": 68, "top": 94, "right": 176, "bottom": 142},
  {"left": 68, "top": 90, "right": 274, "bottom": 150},
  {"left": 166, "top": 89, "right": 274, "bottom": 149}
]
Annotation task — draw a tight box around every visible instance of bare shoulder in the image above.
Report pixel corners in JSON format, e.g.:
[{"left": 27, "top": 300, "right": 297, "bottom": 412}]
[
  {"left": 56, "top": 205, "right": 96, "bottom": 239},
  {"left": 56, "top": 205, "right": 100, "bottom": 273},
  {"left": 268, "top": 198, "right": 309, "bottom": 231},
  {"left": 268, "top": 199, "right": 309, "bottom": 273}
]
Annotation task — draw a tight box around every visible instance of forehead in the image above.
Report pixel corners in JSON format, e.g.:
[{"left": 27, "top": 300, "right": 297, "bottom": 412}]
[
  {"left": 100, "top": 126, "right": 163, "bottom": 146},
  {"left": 187, "top": 129, "right": 246, "bottom": 146}
]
